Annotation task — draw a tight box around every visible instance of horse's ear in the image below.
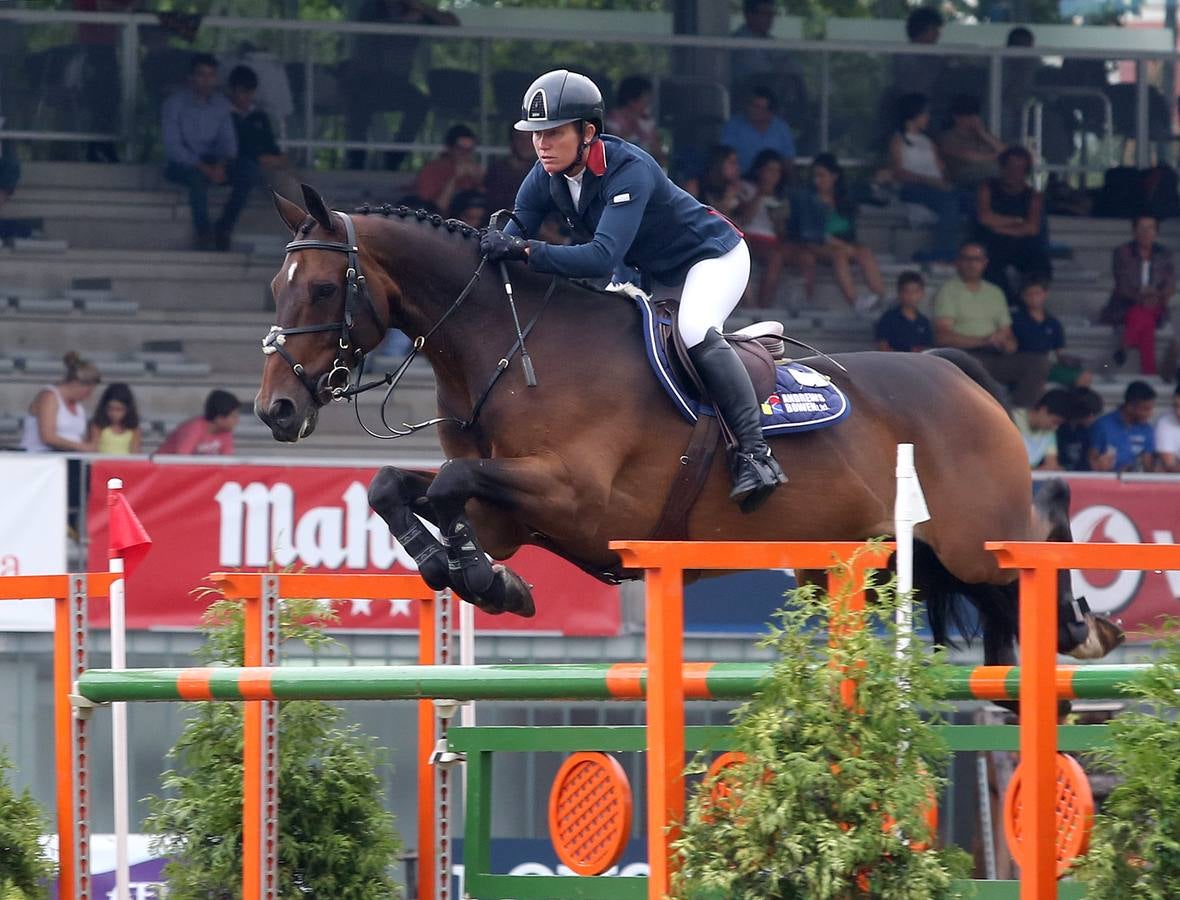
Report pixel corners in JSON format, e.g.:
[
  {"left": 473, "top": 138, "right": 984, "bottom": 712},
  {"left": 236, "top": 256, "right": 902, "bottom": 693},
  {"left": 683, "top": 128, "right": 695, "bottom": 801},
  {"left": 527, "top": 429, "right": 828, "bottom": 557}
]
[
  {"left": 300, "top": 184, "right": 334, "bottom": 233},
  {"left": 273, "top": 191, "right": 306, "bottom": 234}
]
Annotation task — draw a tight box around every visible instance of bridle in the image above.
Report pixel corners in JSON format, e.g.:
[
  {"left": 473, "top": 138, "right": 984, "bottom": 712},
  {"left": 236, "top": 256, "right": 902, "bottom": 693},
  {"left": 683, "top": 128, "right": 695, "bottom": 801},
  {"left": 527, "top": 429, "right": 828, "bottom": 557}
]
[{"left": 261, "top": 211, "right": 386, "bottom": 404}]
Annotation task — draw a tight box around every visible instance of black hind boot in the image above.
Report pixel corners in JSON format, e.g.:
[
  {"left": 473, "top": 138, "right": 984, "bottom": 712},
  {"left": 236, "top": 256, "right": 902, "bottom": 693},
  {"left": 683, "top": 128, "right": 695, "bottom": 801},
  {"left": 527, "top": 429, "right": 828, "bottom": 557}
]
[{"left": 688, "top": 328, "right": 787, "bottom": 513}]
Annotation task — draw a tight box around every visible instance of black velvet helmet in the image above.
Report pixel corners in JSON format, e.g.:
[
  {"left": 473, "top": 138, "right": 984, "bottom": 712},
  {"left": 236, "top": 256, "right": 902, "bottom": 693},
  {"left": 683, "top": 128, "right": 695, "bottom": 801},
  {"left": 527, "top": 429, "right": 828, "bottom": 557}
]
[{"left": 515, "top": 69, "right": 604, "bottom": 133}]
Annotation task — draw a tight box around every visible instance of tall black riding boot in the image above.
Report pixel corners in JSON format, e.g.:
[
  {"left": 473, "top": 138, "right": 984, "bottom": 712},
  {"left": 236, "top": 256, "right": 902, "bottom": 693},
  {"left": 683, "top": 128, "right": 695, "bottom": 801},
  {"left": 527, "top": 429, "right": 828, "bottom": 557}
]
[{"left": 688, "top": 328, "right": 787, "bottom": 513}]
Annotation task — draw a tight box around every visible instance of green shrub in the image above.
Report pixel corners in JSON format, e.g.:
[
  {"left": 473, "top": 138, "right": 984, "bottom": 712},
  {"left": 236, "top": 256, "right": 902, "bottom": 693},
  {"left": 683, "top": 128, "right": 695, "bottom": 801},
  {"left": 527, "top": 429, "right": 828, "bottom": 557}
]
[
  {"left": 0, "top": 748, "right": 53, "bottom": 900},
  {"left": 673, "top": 559, "right": 970, "bottom": 899},
  {"left": 144, "top": 596, "right": 401, "bottom": 899},
  {"left": 1074, "top": 626, "right": 1180, "bottom": 897}
]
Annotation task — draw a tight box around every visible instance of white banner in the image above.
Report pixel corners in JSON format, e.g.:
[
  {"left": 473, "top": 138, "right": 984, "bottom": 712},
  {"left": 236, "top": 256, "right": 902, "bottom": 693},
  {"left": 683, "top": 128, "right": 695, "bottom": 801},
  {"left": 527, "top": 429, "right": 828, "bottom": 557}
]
[{"left": 0, "top": 455, "right": 67, "bottom": 630}]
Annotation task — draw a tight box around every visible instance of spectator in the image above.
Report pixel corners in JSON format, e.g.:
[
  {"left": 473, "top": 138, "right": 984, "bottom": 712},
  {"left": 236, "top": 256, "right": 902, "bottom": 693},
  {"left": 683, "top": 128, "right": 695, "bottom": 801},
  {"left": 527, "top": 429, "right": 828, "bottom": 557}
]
[
  {"left": 1056, "top": 386, "right": 1103, "bottom": 472},
  {"left": 1090, "top": 380, "right": 1157, "bottom": 472},
  {"left": 975, "top": 145, "right": 1049, "bottom": 299},
  {"left": 156, "top": 389, "right": 241, "bottom": 456},
  {"left": 486, "top": 127, "right": 536, "bottom": 214},
  {"left": 888, "top": 93, "right": 961, "bottom": 262},
  {"left": 0, "top": 152, "right": 19, "bottom": 212},
  {"left": 731, "top": 0, "right": 797, "bottom": 89},
  {"left": 19, "top": 352, "right": 99, "bottom": 452},
  {"left": 1013, "top": 387, "right": 1073, "bottom": 469},
  {"left": 875, "top": 271, "right": 933, "bottom": 351},
  {"left": 1011, "top": 275, "right": 1092, "bottom": 394},
  {"left": 605, "top": 76, "right": 665, "bottom": 166},
  {"left": 88, "top": 383, "right": 142, "bottom": 454},
  {"left": 792, "top": 153, "right": 885, "bottom": 313},
  {"left": 1002, "top": 27, "right": 1039, "bottom": 144},
  {"left": 448, "top": 189, "right": 489, "bottom": 228},
  {"left": 940, "top": 94, "right": 1004, "bottom": 191},
  {"left": 162, "top": 53, "right": 256, "bottom": 251},
  {"left": 343, "top": 0, "right": 458, "bottom": 171},
  {"left": 720, "top": 87, "right": 796, "bottom": 174},
  {"left": 1155, "top": 384, "right": 1180, "bottom": 472},
  {"left": 697, "top": 144, "right": 744, "bottom": 222},
  {"left": 226, "top": 65, "right": 296, "bottom": 197},
  {"left": 891, "top": 7, "right": 945, "bottom": 111},
  {"left": 1101, "top": 215, "right": 1176, "bottom": 376},
  {"left": 74, "top": 0, "right": 135, "bottom": 163},
  {"left": 732, "top": 149, "right": 795, "bottom": 310},
  {"left": 415, "top": 124, "right": 485, "bottom": 216}
]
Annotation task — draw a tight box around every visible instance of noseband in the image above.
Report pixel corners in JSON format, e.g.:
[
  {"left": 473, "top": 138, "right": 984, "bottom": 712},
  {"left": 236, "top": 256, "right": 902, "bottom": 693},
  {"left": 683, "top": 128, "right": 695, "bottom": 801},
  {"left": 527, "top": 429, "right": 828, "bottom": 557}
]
[{"left": 262, "top": 211, "right": 385, "bottom": 404}]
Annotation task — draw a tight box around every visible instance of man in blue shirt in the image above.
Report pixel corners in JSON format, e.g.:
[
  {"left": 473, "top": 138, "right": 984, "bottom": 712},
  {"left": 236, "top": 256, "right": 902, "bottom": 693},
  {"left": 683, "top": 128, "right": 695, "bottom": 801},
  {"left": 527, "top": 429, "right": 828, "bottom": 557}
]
[
  {"left": 720, "top": 87, "right": 796, "bottom": 174},
  {"left": 1090, "top": 381, "right": 1158, "bottom": 472},
  {"left": 162, "top": 53, "right": 258, "bottom": 251}
]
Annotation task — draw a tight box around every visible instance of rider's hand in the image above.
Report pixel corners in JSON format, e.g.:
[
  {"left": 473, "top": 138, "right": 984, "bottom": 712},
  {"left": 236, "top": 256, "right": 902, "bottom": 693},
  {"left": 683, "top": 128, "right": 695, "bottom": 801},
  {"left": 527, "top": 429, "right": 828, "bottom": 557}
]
[{"left": 480, "top": 230, "right": 529, "bottom": 263}]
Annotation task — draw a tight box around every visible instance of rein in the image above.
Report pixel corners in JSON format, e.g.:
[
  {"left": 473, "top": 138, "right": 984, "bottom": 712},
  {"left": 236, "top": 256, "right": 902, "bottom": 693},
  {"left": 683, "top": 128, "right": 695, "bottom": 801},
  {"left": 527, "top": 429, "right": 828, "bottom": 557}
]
[{"left": 264, "top": 209, "right": 555, "bottom": 440}]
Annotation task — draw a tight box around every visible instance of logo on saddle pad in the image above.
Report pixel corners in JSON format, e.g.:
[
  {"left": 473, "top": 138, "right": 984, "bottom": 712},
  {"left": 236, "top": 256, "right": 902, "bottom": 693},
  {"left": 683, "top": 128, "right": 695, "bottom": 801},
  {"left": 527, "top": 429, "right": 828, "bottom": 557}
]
[
  {"left": 762, "top": 390, "right": 835, "bottom": 417},
  {"left": 527, "top": 89, "right": 548, "bottom": 120}
]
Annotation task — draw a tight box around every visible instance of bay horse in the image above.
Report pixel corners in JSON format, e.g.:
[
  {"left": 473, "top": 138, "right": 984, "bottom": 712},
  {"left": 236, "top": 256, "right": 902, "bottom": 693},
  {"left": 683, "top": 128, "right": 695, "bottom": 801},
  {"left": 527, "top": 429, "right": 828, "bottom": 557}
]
[{"left": 256, "top": 185, "right": 1122, "bottom": 668}]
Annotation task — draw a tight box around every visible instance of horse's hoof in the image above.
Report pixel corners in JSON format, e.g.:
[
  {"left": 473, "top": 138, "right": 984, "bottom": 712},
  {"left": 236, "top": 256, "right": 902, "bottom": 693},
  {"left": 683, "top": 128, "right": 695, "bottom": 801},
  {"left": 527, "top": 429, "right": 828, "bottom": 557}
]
[
  {"left": 1066, "top": 614, "right": 1125, "bottom": 660},
  {"left": 492, "top": 564, "right": 536, "bottom": 618}
]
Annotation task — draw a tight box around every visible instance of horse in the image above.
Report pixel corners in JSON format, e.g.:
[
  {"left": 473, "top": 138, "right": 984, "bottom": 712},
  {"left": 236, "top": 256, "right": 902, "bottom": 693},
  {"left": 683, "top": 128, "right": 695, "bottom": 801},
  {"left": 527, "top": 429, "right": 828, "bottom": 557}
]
[{"left": 255, "top": 185, "right": 1123, "bottom": 669}]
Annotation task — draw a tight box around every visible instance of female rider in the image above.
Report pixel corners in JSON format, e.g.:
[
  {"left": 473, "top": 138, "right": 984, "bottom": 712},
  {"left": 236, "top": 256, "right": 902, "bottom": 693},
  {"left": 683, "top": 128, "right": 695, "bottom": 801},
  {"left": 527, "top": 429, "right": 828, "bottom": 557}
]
[{"left": 479, "top": 69, "right": 786, "bottom": 512}]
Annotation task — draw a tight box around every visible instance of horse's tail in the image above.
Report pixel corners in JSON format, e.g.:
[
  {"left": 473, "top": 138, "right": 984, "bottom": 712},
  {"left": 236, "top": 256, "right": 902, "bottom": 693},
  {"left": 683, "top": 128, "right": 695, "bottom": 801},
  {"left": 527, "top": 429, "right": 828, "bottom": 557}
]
[{"left": 923, "top": 347, "right": 1010, "bottom": 413}]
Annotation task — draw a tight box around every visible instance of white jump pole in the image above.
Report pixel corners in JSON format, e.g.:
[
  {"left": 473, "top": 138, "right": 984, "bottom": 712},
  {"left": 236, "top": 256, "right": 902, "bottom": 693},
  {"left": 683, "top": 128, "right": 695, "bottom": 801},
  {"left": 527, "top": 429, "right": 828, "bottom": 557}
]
[
  {"left": 107, "top": 478, "right": 131, "bottom": 900},
  {"left": 894, "top": 444, "right": 930, "bottom": 659}
]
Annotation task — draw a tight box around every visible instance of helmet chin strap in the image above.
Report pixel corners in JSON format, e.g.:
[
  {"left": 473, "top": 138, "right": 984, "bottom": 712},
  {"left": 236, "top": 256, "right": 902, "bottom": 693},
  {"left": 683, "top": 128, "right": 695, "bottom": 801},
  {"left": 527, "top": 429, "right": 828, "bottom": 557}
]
[{"left": 561, "top": 121, "right": 591, "bottom": 177}]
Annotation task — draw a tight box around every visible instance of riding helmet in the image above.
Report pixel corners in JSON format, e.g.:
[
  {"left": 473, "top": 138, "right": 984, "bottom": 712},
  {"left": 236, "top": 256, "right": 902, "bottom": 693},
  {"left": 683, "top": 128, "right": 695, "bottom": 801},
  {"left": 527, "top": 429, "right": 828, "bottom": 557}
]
[{"left": 515, "top": 69, "right": 604, "bottom": 133}]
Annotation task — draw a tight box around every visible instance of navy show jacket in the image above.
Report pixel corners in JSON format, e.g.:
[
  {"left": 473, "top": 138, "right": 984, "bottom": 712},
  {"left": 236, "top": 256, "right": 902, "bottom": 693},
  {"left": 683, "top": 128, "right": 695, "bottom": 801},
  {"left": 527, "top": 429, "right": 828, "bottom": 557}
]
[{"left": 505, "top": 135, "right": 741, "bottom": 287}]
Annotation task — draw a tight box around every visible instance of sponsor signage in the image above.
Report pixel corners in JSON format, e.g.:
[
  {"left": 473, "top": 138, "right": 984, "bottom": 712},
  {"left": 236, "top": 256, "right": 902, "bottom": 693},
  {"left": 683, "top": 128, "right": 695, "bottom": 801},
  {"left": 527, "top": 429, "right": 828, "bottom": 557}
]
[
  {"left": 0, "top": 455, "right": 67, "bottom": 631},
  {"left": 85, "top": 460, "right": 620, "bottom": 635}
]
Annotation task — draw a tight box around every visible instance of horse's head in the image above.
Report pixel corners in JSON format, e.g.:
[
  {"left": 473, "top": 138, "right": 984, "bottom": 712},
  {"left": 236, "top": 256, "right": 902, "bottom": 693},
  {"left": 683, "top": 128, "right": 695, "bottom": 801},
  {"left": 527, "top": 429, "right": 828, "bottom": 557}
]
[{"left": 256, "top": 185, "right": 391, "bottom": 442}]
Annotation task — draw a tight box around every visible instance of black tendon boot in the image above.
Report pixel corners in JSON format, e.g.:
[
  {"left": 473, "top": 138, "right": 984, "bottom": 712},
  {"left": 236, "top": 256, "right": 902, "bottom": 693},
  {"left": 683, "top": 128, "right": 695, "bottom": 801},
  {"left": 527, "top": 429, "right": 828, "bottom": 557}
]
[{"left": 688, "top": 328, "right": 787, "bottom": 512}]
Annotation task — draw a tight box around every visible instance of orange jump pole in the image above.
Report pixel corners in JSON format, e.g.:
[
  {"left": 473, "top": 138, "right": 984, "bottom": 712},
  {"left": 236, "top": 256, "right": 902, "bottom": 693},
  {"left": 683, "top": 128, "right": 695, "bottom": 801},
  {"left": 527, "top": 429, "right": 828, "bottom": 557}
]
[{"left": 610, "top": 542, "right": 891, "bottom": 900}]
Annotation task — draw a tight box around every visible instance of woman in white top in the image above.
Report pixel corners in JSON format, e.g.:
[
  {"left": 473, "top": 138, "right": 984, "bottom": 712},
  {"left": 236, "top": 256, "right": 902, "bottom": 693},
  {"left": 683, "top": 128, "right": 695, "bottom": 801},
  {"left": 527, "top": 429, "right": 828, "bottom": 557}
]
[
  {"left": 20, "top": 352, "right": 100, "bottom": 452},
  {"left": 888, "top": 92, "right": 962, "bottom": 262}
]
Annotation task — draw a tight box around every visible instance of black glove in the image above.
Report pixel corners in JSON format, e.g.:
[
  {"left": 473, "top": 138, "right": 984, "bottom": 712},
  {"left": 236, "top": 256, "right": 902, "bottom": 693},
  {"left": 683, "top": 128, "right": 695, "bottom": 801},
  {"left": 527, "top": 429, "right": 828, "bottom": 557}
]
[{"left": 480, "top": 229, "right": 529, "bottom": 263}]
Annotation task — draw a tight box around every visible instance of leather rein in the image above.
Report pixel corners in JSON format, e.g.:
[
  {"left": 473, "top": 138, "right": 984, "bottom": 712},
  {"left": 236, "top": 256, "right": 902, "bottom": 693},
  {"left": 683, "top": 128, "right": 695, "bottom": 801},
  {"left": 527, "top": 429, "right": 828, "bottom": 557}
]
[{"left": 262, "top": 210, "right": 553, "bottom": 440}]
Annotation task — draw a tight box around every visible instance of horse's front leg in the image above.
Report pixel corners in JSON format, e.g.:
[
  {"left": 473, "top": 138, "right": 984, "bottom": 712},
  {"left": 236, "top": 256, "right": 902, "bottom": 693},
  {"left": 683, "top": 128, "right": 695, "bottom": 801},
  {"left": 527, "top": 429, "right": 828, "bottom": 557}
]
[
  {"left": 367, "top": 467, "right": 451, "bottom": 593},
  {"left": 426, "top": 456, "right": 580, "bottom": 617}
]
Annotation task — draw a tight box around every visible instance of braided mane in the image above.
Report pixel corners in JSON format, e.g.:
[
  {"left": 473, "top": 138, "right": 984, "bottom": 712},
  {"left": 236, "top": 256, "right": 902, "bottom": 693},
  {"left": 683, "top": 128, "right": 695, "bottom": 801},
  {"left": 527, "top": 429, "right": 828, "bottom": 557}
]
[{"left": 354, "top": 203, "right": 484, "bottom": 241}]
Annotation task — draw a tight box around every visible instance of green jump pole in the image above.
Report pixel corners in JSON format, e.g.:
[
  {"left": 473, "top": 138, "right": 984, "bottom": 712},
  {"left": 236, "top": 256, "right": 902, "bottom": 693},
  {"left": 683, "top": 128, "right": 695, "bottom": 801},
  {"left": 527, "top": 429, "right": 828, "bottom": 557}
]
[{"left": 76, "top": 662, "right": 1150, "bottom": 704}]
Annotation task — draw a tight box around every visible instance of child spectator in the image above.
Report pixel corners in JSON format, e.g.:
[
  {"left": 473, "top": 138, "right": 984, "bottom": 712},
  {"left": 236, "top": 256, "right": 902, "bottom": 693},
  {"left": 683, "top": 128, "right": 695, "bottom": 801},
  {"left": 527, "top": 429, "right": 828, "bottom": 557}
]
[
  {"left": 792, "top": 153, "right": 885, "bottom": 313},
  {"left": 1090, "top": 380, "right": 1157, "bottom": 472},
  {"left": 874, "top": 271, "right": 933, "bottom": 352},
  {"left": 733, "top": 149, "right": 796, "bottom": 310},
  {"left": 88, "top": 383, "right": 142, "bottom": 454},
  {"left": 226, "top": 65, "right": 295, "bottom": 196},
  {"left": 697, "top": 145, "right": 744, "bottom": 220},
  {"left": 1010, "top": 275, "right": 1091, "bottom": 404},
  {"left": 888, "top": 93, "right": 961, "bottom": 262},
  {"left": 1155, "top": 384, "right": 1180, "bottom": 472},
  {"left": 156, "top": 389, "right": 241, "bottom": 456},
  {"left": 1056, "top": 386, "right": 1103, "bottom": 472},
  {"left": 1012, "top": 388, "right": 1073, "bottom": 469}
]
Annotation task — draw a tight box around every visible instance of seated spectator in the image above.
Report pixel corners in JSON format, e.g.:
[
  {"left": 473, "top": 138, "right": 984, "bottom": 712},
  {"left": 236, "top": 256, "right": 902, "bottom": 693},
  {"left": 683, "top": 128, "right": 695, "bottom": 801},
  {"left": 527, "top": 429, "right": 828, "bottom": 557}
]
[
  {"left": 720, "top": 87, "right": 796, "bottom": 174},
  {"left": 874, "top": 270, "right": 933, "bottom": 352},
  {"left": 888, "top": 93, "right": 961, "bottom": 262},
  {"left": 0, "top": 152, "right": 20, "bottom": 212},
  {"left": 792, "top": 153, "right": 885, "bottom": 313},
  {"left": 1155, "top": 384, "right": 1180, "bottom": 472},
  {"left": 415, "top": 124, "right": 485, "bottom": 215},
  {"left": 449, "top": 190, "right": 489, "bottom": 229},
  {"left": 733, "top": 149, "right": 796, "bottom": 310},
  {"left": 697, "top": 144, "right": 744, "bottom": 221},
  {"left": 940, "top": 94, "right": 1004, "bottom": 191},
  {"left": 975, "top": 146, "right": 1049, "bottom": 299},
  {"left": 20, "top": 352, "right": 100, "bottom": 453},
  {"left": 88, "top": 383, "right": 142, "bottom": 454},
  {"left": 1090, "top": 380, "right": 1157, "bottom": 472},
  {"left": 1056, "top": 386, "right": 1103, "bottom": 472},
  {"left": 226, "top": 64, "right": 296, "bottom": 198},
  {"left": 162, "top": 53, "right": 256, "bottom": 251},
  {"left": 1013, "top": 388, "right": 1073, "bottom": 470},
  {"left": 606, "top": 76, "right": 665, "bottom": 166},
  {"left": 156, "top": 389, "right": 241, "bottom": 456},
  {"left": 485, "top": 127, "right": 536, "bottom": 214},
  {"left": 1101, "top": 215, "right": 1176, "bottom": 376},
  {"left": 1010, "top": 275, "right": 1092, "bottom": 404}
]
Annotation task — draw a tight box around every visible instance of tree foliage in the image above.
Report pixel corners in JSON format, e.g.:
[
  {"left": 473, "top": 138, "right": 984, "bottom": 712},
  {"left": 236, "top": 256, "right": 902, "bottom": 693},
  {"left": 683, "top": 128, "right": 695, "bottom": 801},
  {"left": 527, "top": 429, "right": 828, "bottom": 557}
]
[
  {"left": 673, "top": 558, "right": 970, "bottom": 899},
  {"left": 1073, "top": 626, "right": 1180, "bottom": 898},
  {"left": 143, "top": 596, "right": 401, "bottom": 899},
  {"left": 0, "top": 749, "right": 53, "bottom": 900}
]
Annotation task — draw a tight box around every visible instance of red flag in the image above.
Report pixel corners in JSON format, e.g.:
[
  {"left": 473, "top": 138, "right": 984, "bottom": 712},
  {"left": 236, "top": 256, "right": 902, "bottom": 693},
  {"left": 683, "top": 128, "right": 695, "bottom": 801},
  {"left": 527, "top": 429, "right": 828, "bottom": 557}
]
[{"left": 108, "top": 491, "right": 152, "bottom": 577}]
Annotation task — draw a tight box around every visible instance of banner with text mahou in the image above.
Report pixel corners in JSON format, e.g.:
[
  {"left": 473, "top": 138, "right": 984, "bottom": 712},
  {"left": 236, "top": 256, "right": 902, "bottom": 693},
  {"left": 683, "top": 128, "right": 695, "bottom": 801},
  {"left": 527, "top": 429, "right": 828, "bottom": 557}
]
[{"left": 85, "top": 460, "right": 620, "bottom": 636}]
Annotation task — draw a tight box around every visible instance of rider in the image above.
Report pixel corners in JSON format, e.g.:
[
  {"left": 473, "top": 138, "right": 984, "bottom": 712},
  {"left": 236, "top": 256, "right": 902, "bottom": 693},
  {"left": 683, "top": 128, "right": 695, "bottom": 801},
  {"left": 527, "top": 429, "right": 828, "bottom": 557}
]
[{"left": 480, "top": 69, "right": 787, "bottom": 512}]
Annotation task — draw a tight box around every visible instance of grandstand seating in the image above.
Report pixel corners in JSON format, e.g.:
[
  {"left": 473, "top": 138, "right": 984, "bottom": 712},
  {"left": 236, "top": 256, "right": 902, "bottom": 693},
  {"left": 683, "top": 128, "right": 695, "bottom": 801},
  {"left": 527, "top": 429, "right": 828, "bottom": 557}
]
[{"left": 1, "top": 160, "right": 1175, "bottom": 460}]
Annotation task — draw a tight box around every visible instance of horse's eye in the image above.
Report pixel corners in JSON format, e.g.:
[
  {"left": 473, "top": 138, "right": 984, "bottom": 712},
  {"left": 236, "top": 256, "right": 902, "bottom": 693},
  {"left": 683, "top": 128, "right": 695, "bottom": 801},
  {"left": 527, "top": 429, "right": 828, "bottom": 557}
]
[{"left": 312, "top": 283, "right": 337, "bottom": 303}]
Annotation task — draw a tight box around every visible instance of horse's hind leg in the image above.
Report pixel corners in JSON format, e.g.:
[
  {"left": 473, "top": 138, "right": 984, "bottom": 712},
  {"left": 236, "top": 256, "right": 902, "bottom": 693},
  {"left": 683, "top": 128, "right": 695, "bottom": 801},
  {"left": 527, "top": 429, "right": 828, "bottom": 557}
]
[{"left": 368, "top": 467, "right": 450, "bottom": 593}]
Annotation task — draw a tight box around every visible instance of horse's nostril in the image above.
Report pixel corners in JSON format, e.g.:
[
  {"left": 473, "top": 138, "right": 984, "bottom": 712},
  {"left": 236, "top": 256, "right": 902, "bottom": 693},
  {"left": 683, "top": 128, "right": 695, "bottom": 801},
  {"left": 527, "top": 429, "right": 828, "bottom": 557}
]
[{"left": 267, "top": 398, "right": 297, "bottom": 426}]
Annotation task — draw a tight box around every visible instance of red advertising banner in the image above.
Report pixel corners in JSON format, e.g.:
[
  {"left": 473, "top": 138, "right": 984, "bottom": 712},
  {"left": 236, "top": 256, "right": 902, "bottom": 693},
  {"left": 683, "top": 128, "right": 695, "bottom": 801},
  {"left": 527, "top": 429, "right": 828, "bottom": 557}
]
[
  {"left": 1065, "top": 477, "right": 1180, "bottom": 636},
  {"left": 86, "top": 460, "right": 620, "bottom": 636}
]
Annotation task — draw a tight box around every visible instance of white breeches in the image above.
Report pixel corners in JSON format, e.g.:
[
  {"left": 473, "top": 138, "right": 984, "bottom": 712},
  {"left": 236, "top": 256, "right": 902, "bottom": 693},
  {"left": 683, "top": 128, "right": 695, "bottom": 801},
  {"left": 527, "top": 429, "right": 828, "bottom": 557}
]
[{"left": 655, "top": 239, "right": 751, "bottom": 348}]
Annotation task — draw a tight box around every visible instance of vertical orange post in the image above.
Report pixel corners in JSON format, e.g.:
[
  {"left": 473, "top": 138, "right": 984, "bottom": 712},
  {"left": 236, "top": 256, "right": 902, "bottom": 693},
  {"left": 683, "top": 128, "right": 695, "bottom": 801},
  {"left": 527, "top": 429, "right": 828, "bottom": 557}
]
[
  {"left": 1018, "top": 565, "right": 1058, "bottom": 900},
  {"left": 417, "top": 593, "right": 436, "bottom": 900},
  {"left": 53, "top": 592, "right": 76, "bottom": 899},
  {"left": 644, "top": 563, "right": 685, "bottom": 900},
  {"left": 242, "top": 589, "right": 262, "bottom": 900}
]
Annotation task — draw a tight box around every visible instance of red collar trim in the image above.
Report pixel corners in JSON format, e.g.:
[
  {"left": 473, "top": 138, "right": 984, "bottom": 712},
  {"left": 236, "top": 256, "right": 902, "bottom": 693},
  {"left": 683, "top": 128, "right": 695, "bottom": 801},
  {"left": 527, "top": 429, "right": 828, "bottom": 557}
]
[{"left": 585, "top": 138, "right": 606, "bottom": 176}]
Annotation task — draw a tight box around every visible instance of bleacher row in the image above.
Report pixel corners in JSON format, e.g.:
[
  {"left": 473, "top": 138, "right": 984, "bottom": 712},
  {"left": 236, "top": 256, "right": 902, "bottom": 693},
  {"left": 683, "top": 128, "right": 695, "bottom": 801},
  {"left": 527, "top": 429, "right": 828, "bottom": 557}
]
[{"left": 1, "top": 160, "right": 1176, "bottom": 460}]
